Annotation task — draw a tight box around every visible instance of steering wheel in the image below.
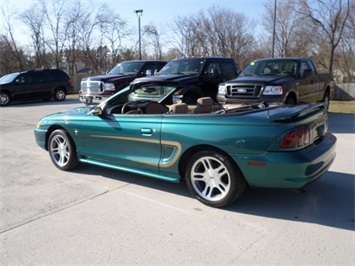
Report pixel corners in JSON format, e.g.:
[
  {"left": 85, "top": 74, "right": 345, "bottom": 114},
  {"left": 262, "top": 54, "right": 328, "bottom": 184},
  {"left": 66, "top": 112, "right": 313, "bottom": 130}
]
[{"left": 121, "top": 102, "right": 143, "bottom": 114}]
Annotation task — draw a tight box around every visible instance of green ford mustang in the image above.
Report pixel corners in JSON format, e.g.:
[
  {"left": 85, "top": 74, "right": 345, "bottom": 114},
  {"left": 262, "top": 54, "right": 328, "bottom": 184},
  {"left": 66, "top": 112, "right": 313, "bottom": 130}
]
[{"left": 34, "top": 81, "right": 336, "bottom": 208}]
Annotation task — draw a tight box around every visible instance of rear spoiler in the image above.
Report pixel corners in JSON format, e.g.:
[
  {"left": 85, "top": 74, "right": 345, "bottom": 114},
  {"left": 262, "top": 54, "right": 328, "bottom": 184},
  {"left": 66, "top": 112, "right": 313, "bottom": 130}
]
[{"left": 268, "top": 103, "right": 326, "bottom": 122}]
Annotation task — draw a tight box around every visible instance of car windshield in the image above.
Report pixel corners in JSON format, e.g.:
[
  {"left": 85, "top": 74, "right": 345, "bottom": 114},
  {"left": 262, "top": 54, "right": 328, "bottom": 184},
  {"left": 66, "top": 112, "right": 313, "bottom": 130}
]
[
  {"left": 128, "top": 85, "right": 176, "bottom": 102},
  {"left": 108, "top": 62, "right": 145, "bottom": 75},
  {"left": 100, "top": 83, "right": 177, "bottom": 109},
  {"left": 240, "top": 60, "right": 297, "bottom": 77},
  {"left": 0, "top": 73, "right": 19, "bottom": 84},
  {"left": 158, "top": 58, "right": 205, "bottom": 75}
]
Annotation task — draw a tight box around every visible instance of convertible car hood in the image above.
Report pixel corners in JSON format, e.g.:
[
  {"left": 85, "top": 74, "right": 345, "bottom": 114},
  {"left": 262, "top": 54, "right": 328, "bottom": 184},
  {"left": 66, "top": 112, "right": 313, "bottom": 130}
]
[{"left": 42, "top": 106, "right": 93, "bottom": 120}]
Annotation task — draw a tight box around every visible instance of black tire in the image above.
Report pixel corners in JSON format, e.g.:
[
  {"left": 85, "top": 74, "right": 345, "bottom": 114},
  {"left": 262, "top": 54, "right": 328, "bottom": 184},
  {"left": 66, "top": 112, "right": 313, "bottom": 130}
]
[
  {"left": 185, "top": 150, "right": 246, "bottom": 208},
  {"left": 0, "top": 92, "right": 11, "bottom": 106},
  {"left": 285, "top": 97, "right": 296, "bottom": 105},
  {"left": 48, "top": 129, "right": 80, "bottom": 171},
  {"left": 53, "top": 88, "right": 66, "bottom": 101},
  {"left": 322, "top": 91, "right": 330, "bottom": 110}
]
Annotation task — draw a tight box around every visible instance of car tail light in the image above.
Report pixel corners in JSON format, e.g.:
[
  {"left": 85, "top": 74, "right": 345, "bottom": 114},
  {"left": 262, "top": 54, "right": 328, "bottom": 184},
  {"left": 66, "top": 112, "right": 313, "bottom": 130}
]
[
  {"left": 68, "top": 79, "right": 72, "bottom": 86},
  {"left": 280, "top": 130, "right": 296, "bottom": 148},
  {"left": 280, "top": 127, "right": 310, "bottom": 149}
]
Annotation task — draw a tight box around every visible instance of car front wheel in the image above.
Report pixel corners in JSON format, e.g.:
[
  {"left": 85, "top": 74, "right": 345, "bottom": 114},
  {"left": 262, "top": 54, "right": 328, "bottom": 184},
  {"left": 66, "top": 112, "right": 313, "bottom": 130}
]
[
  {"left": 48, "top": 129, "right": 79, "bottom": 171},
  {"left": 53, "top": 88, "right": 66, "bottom": 101},
  {"left": 185, "top": 150, "right": 246, "bottom": 208},
  {"left": 0, "top": 92, "right": 11, "bottom": 106}
]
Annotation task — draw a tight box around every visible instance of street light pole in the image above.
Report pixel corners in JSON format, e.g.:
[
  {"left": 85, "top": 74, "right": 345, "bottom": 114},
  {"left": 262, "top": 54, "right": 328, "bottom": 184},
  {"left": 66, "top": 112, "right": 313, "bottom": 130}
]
[
  {"left": 134, "top": 9, "right": 143, "bottom": 60},
  {"left": 272, "top": 0, "right": 277, "bottom": 58}
]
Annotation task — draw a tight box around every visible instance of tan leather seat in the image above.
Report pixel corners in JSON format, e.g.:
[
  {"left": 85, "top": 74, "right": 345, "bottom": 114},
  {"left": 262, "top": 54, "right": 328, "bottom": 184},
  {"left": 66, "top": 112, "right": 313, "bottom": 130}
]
[
  {"left": 168, "top": 103, "right": 188, "bottom": 114},
  {"left": 192, "top": 97, "right": 213, "bottom": 114}
]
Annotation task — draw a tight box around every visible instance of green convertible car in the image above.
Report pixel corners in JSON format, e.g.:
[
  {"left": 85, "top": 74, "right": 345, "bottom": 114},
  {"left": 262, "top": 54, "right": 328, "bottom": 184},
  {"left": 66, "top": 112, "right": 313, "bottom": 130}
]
[{"left": 34, "top": 80, "right": 337, "bottom": 208}]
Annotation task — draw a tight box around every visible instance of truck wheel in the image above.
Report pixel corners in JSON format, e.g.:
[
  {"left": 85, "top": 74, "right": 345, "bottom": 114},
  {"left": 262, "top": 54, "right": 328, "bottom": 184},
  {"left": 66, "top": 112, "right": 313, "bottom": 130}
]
[
  {"left": 285, "top": 97, "right": 296, "bottom": 105},
  {"left": 322, "top": 92, "right": 330, "bottom": 110},
  {"left": 185, "top": 150, "right": 246, "bottom": 208},
  {"left": 0, "top": 92, "right": 11, "bottom": 106}
]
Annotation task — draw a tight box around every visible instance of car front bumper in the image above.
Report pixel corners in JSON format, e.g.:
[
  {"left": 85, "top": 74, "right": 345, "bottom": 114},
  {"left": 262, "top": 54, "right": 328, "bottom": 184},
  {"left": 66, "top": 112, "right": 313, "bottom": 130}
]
[{"left": 79, "top": 95, "right": 110, "bottom": 105}]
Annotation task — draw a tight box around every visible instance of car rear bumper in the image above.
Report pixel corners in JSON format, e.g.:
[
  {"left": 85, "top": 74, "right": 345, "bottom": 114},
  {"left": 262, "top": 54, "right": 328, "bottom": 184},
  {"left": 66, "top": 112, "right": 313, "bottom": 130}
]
[{"left": 232, "top": 133, "right": 337, "bottom": 188}]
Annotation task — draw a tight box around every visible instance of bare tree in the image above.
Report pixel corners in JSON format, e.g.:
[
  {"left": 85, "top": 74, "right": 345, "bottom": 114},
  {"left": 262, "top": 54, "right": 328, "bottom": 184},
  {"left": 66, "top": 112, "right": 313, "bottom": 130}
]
[
  {"left": 20, "top": 7, "right": 47, "bottom": 68},
  {"left": 170, "top": 6, "right": 255, "bottom": 66},
  {"left": 299, "top": 0, "right": 350, "bottom": 73},
  {"left": 336, "top": 1, "right": 355, "bottom": 82},
  {"left": 144, "top": 23, "right": 163, "bottom": 60},
  {"left": 38, "top": 0, "right": 69, "bottom": 69},
  {"left": 263, "top": 0, "right": 301, "bottom": 57},
  {"left": 0, "top": 3, "right": 25, "bottom": 70},
  {"left": 101, "top": 10, "right": 132, "bottom": 68}
]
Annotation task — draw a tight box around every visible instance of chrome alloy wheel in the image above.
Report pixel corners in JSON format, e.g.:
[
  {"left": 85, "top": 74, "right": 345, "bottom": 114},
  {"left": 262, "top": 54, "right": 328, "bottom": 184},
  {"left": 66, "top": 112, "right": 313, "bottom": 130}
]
[
  {"left": 49, "top": 134, "right": 70, "bottom": 167},
  {"left": 190, "top": 156, "right": 232, "bottom": 202}
]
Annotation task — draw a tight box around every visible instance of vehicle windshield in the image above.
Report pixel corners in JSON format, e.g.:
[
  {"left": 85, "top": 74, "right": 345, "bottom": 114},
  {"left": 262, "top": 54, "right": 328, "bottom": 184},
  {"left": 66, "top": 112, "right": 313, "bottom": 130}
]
[
  {"left": 101, "top": 83, "right": 177, "bottom": 109},
  {"left": 108, "top": 62, "right": 145, "bottom": 75},
  {"left": 128, "top": 84, "right": 176, "bottom": 102},
  {"left": 0, "top": 73, "right": 19, "bottom": 84},
  {"left": 240, "top": 60, "right": 297, "bottom": 77},
  {"left": 158, "top": 58, "right": 206, "bottom": 75}
]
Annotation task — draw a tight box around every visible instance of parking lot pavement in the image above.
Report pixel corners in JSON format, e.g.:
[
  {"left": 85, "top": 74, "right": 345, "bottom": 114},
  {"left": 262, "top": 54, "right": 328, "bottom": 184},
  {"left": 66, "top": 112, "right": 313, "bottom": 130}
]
[{"left": 1, "top": 100, "right": 354, "bottom": 265}]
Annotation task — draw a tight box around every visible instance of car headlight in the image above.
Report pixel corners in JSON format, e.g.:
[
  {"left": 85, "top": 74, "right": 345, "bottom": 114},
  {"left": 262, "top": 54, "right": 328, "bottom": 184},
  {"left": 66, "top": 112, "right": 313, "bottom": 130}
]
[
  {"left": 104, "top": 83, "right": 115, "bottom": 91},
  {"left": 263, "top": 86, "right": 283, "bottom": 95},
  {"left": 218, "top": 84, "right": 226, "bottom": 94}
]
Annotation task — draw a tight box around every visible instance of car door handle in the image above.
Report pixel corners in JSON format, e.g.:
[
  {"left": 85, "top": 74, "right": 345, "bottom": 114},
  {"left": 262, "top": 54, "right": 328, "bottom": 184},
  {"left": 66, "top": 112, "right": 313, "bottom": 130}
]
[{"left": 141, "top": 128, "right": 153, "bottom": 136}]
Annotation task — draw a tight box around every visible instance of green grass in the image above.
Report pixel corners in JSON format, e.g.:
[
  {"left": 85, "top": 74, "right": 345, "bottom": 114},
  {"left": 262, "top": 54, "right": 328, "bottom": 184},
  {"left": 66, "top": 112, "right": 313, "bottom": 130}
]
[
  {"left": 329, "top": 101, "right": 355, "bottom": 114},
  {"left": 68, "top": 94, "right": 354, "bottom": 114},
  {"left": 67, "top": 94, "right": 79, "bottom": 99}
]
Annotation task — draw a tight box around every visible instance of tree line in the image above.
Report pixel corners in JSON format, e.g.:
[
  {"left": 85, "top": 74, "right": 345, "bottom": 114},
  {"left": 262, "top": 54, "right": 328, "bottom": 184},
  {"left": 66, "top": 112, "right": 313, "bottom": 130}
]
[{"left": 1, "top": 0, "right": 354, "bottom": 83}]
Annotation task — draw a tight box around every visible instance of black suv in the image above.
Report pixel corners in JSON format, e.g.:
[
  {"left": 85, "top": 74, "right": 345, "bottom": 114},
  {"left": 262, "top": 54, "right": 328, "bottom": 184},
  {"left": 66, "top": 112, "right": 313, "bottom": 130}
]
[{"left": 0, "top": 69, "right": 74, "bottom": 106}]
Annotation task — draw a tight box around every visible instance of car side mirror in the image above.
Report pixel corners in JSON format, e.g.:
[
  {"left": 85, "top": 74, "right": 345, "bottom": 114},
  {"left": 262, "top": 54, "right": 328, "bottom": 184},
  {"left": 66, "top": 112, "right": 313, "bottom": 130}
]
[{"left": 91, "top": 106, "right": 103, "bottom": 116}]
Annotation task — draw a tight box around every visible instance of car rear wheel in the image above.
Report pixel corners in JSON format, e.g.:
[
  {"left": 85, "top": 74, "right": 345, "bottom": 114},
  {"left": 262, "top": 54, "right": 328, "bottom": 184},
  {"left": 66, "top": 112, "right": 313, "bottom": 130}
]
[
  {"left": 53, "top": 88, "right": 66, "bottom": 101},
  {"left": 48, "top": 129, "right": 79, "bottom": 171},
  {"left": 0, "top": 92, "right": 11, "bottom": 106},
  {"left": 185, "top": 150, "right": 246, "bottom": 208}
]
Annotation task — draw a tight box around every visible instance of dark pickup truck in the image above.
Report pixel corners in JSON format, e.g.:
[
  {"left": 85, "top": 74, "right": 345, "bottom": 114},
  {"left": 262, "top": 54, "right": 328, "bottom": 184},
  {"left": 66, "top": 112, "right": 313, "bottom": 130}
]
[
  {"left": 217, "top": 57, "right": 335, "bottom": 108},
  {"left": 132, "top": 56, "right": 239, "bottom": 104},
  {"left": 79, "top": 60, "right": 167, "bottom": 105}
]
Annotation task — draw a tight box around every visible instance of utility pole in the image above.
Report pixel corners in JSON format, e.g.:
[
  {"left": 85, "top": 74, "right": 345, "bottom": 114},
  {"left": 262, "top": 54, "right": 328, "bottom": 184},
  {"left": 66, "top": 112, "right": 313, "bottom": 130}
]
[
  {"left": 272, "top": 0, "right": 277, "bottom": 58},
  {"left": 134, "top": 9, "right": 143, "bottom": 60}
]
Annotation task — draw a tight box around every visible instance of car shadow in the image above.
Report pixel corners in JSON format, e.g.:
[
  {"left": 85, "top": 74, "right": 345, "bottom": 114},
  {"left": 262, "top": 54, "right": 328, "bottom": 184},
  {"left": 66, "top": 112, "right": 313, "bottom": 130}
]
[
  {"left": 226, "top": 171, "right": 354, "bottom": 231},
  {"left": 72, "top": 164, "right": 354, "bottom": 231},
  {"left": 328, "top": 112, "right": 355, "bottom": 134}
]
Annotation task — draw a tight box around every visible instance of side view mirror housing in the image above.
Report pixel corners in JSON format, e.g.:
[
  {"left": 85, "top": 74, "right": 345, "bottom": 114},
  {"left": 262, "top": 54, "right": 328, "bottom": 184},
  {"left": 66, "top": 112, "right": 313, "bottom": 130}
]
[{"left": 91, "top": 106, "right": 103, "bottom": 116}]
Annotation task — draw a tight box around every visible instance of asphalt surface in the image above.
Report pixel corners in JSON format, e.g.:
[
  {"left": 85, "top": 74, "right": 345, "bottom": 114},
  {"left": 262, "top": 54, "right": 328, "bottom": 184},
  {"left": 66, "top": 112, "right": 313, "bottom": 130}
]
[{"left": 1, "top": 99, "right": 354, "bottom": 265}]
